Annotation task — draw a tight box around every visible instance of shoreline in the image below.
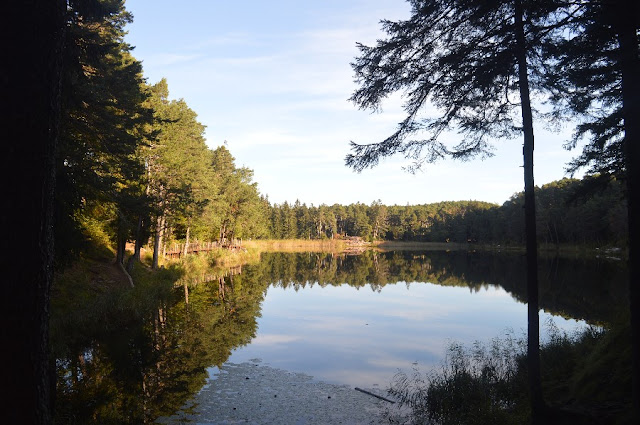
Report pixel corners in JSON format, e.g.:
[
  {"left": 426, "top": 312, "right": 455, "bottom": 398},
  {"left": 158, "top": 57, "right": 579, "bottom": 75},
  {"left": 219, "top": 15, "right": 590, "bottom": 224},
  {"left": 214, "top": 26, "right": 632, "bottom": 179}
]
[{"left": 241, "top": 239, "right": 625, "bottom": 259}]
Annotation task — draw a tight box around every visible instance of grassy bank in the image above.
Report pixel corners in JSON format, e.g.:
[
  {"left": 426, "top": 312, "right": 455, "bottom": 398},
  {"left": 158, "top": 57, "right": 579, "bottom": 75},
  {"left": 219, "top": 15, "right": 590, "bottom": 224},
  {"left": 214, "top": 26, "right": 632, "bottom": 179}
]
[
  {"left": 50, "top": 233, "right": 261, "bottom": 340},
  {"left": 243, "top": 239, "right": 348, "bottom": 252},
  {"left": 159, "top": 246, "right": 261, "bottom": 270},
  {"left": 50, "top": 257, "right": 181, "bottom": 361}
]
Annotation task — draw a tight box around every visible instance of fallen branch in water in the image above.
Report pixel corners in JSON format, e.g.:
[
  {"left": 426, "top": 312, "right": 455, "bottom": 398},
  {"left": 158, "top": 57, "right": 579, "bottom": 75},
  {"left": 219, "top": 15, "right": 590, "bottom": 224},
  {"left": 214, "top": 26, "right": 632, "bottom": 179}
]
[{"left": 354, "top": 387, "right": 395, "bottom": 403}]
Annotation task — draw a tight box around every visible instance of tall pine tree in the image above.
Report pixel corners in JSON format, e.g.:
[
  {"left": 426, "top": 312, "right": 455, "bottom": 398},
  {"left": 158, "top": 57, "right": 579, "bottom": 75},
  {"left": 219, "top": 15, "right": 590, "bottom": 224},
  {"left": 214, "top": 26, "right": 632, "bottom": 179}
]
[{"left": 346, "top": 1, "right": 571, "bottom": 419}]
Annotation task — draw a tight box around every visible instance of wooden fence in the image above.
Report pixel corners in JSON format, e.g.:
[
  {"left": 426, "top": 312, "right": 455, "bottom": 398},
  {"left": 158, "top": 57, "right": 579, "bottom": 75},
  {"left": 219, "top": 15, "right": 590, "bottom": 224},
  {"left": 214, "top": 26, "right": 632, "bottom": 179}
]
[{"left": 164, "top": 239, "right": 243, "bottom": 259}]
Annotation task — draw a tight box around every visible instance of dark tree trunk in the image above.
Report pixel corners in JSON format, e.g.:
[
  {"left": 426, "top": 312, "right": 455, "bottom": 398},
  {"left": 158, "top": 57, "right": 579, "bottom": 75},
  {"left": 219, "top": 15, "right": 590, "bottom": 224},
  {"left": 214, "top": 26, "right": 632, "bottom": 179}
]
[
  {"left": 615, "top": 1, "right": 640, "bottom": 420},
  {"left": 133, "top": 215, "right": 144, "bottom": 262},
  {"left": 219, "top": 222, "right": 227, "bottom": 244},
  {"left": 514, "top": 0, "right": 544, "bottom": 422},
  {"left": 0, "top": 1, "right": 66, "bottom": 423}
]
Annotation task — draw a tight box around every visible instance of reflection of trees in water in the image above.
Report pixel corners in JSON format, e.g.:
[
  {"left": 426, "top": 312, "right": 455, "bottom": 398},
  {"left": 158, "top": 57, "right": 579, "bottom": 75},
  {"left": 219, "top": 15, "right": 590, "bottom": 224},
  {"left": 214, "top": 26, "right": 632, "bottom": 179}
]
[
  {"left": 53, "top": 270, "right": 267, "bottom": 424},
  {"left": 255, "top": 251, "right": 627, "bottom": 323},
  {"left": 53, "top": 251, "right": 626, "bottom": 423}
]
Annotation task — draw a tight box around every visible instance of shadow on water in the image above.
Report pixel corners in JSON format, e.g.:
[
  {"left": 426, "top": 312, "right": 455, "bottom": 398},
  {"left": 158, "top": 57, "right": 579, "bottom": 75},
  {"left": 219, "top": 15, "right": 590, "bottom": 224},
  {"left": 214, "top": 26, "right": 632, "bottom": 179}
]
[{"left": 51, "top": 250, "right": 628, "bottom": 424}]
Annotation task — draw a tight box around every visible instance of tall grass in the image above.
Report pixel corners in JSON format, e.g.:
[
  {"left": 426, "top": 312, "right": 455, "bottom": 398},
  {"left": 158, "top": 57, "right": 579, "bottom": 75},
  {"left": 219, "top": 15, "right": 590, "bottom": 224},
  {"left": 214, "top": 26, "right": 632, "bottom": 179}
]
[
  {"left": 243, "top": 239, "right": 347, "bottom": 252},
  {"left": 162, "top": 247, "right": 261, "bottom": 272},
  {"left": 205, "top": 246, "right": 261, "bottom": 266},
  {"left": 383, "top": 323, "right": 631, "bottom": 425},
  {"left": 50, "top": 259, "right": 180, "bottom": 359},
  {"left": 386, "top": 330, "right": 529, "bottom": 425}
]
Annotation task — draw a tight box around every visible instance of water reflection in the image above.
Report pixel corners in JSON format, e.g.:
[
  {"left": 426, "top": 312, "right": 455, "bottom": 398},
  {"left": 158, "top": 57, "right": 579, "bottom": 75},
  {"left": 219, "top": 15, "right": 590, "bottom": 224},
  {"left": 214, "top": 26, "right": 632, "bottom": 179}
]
[
  {"left": 252, "top": 250, "right": 628, "bottom": 323},
  {"left": 52, "top": 267, "right": 266, "bottom": 424},
  {"left": 52, "top": 250, "right": 627, "bottom": 423}
]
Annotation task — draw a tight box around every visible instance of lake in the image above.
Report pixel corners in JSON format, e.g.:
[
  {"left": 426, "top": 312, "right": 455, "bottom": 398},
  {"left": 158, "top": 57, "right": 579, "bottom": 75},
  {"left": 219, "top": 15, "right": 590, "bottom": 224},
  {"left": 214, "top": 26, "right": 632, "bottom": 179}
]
[{"left": 52, "top": 249, "right": 628, "bottom": 424}]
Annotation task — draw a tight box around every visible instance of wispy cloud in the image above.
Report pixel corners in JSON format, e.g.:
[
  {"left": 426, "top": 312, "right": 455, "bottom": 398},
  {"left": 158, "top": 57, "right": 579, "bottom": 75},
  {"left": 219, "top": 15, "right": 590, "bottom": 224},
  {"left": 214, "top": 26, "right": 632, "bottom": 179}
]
[
  {"left": 146, "top": 52, "right": 203, "bottom": 66},
  {"left": 192, "top": 32, "right": 260, "bottom": 50},
  {"left": 128, "top": 0, "right": 580, "bottom": 206}
]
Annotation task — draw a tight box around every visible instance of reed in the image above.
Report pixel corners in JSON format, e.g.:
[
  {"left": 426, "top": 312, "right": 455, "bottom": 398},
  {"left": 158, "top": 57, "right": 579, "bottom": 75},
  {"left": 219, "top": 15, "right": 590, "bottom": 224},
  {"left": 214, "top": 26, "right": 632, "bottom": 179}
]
[
  {"left": 384, "top": 322, "right": 632, "bottom": 425},
  {"left": 243, "top": 239, "right": 347, "bottom": 252}
]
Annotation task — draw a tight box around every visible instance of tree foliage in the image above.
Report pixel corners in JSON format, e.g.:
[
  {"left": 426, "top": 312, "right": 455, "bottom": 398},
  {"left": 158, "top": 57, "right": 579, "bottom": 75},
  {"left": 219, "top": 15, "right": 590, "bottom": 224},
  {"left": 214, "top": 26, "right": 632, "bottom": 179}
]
[
  {"left": 545, "top": 1, "right": 635, "bottom": 179},
  {"left": 346, "top": 0, "right": 562, "bottom": 171},
  {"left": 267, "top": 177, "right": 626, "bottom": 246},
  {"left": 57, "top": 0, "right": 152, "bottom": 264},
  {"left": 343, "top": 1, "right": 636, "bottom": 418}
]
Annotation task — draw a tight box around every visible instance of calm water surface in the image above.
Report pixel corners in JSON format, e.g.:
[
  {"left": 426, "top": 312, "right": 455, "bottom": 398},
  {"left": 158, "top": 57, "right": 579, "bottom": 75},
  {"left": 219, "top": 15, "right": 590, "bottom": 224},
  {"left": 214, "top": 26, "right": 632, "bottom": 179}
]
[
  {"left": 53, "top": 249, "right": 628, "bottom": 423},
  {"left": 229, "top": 282, "right": 583, "bottom": 387},
  {"left": 229, "top": 258, "right": 585, "bottom": 387}
]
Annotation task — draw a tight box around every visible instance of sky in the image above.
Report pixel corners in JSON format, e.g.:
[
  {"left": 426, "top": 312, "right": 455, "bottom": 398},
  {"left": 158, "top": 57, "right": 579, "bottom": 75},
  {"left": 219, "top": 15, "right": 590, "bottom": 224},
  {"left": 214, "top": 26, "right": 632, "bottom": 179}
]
[{"left": 124, "top": 0, "right": 583, "bottom": 207}]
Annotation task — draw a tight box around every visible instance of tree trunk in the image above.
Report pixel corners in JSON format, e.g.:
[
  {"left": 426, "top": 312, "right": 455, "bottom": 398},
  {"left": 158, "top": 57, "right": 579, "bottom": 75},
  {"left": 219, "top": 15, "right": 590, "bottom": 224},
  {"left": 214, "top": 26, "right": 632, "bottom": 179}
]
[
  {"left": 0, "top": 1, "right": 66, "bottom": 423},
  {"left": 152, "top": 213, "right": 165, "bottom": 269},
  {"left": 219, "top": 222, "right": 227, "bottom": 244},
  {"left": 116, "top": 233, "right": 126, "bottom": 266},
  {"left": 162, "top": 223, "right": 169, "bottom": 257},
  {"left": 615, "top": 2, "right": 640, "bottom": 420},
  {"left": 514, "top": 1, "right": 544, "bottom": 422},
  {"left": 135, "top": 167, "right": 153, "bottom": 263},
  {"left": 133, "top": 215, "right": 144, "bottom": 262},
  {"left": 116, "top": 213, "right": 127, "bottom": 266},
  {"left": 183, "top": 225, "right": 190, "bottom": 257}
]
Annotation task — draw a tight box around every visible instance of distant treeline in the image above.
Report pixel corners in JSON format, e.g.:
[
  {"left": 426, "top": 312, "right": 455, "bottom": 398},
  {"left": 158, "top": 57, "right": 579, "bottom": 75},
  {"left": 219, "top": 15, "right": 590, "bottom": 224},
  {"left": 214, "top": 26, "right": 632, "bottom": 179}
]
[
  {"left": 56, "top": 1, "right": 626, "bottom": 271},
  {"left": 268, "top": 176, "right": 627, "bottom": 246}
]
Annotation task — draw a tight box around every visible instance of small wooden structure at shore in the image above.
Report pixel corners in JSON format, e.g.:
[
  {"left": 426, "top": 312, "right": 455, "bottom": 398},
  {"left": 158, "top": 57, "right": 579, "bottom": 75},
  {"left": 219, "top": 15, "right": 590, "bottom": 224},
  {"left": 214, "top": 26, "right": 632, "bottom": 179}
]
[
  {"left": 343, "top": 236, "right": 370, "bottom": 254},
  {"left": 164, "top": 239, "right": 244, "bottom": 259}
]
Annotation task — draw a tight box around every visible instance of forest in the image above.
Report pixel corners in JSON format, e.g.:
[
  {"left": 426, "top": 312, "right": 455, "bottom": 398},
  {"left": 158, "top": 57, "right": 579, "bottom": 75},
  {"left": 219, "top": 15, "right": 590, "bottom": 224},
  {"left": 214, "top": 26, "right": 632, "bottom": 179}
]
[
  {"left": 46, "top": 0, "right": 629, "bottom": 263},
  {"left": 2, "top": 0, "right": 638, "bottom": 424},
  {"left": 268, "top": 177, "right": 627, "bottom": 245}
]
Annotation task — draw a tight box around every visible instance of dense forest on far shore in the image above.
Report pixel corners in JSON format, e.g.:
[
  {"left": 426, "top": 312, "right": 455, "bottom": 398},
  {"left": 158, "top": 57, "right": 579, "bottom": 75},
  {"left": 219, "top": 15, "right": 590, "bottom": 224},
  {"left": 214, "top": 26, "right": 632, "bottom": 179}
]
[
  {"left": 52, "top": 1, "right": 628, "bottom": 273},
  {"left": 268, "top": 176, "right": 627, "bottom": 246},
  {"left": 6, "top": 0, "right": 638, "bottom": 423}
]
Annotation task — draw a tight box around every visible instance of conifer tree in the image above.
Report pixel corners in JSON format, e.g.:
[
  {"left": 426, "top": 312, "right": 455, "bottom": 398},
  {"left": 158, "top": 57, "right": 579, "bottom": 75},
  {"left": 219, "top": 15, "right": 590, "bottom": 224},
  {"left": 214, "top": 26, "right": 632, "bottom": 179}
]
[
  {"left": 145, "top": 79, "right": 209, "bottom": 268},
  {"left": 211, "top": 145, "right": 269, "bottom": 242},
  {"left": 546, "top": 1, "right": 639, "bottom": 417},
  {"left": 57, "top": 0, "right": 152, "bottom": 264},
  {"left": 346, "top": 1, "right": 567, "bottom": 419}
]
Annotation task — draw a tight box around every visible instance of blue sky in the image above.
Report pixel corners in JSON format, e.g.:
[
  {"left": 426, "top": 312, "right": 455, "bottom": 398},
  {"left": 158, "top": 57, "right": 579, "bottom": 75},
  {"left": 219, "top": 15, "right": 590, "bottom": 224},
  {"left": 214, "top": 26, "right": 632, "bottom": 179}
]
[{"left": 124, "top": 0, "right": 583, "bottom": 206}]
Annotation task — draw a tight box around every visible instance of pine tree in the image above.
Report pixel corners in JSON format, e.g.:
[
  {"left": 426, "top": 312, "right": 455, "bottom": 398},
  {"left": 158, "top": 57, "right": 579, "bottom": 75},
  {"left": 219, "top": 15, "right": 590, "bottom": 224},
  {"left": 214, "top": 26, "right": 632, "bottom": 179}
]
[
  {"left": 345, "top": 1, "right": 569, "bottom": 419},
  {"left": 57, "top": 0, "right": 152, "bottom": 264},
  {"left": 145, "top": 80, "right": 209, "bottom": 268},
  {"left": 546, "top": 2, "right": 639, "bottom": 415}
]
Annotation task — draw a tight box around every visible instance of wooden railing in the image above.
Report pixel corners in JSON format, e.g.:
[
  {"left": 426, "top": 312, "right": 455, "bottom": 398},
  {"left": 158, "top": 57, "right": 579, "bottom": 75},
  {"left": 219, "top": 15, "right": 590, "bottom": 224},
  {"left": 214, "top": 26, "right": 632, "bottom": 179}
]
[{"left": 164, "top": 239, "right": 243, "bottom": 259}]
